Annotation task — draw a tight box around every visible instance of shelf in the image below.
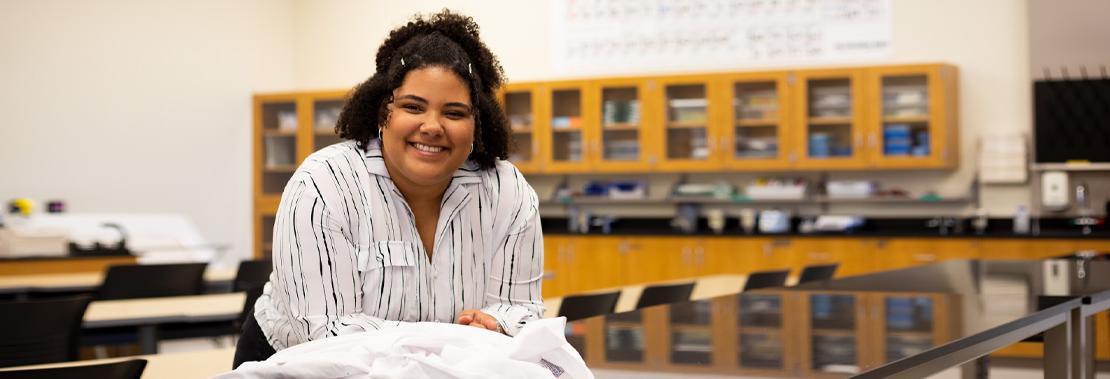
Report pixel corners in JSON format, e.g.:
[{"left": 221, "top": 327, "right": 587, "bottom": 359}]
[
  {"left": 807, "top": 117, "right": 853, "bottom": 125},
  {"left": 314, "top": 128, "right": 336, "bottom": 135},
  {"left": 737, "top": 326, "right": 784, "bottom": 334},
  {"left": 882, "top": 115, "right": 929, "bottom": 123},
  {"left": 263, "top": 130, "right": 297, "bottom": 137},
  {"left": 1031, "top": 162, "right": 1110, "bottom": 172},
  {"left": 735, "top": 118, "right": 780, "bottom": 127},
  {"left": 667, "top": 121, "right": 709, "bottom": 129},
  {"left": 551, "top": 128, "right": 582, "bottom": 133},
  {"left": 263, "top": 164, "right": 297, "bottom": 173},
  {"left": 603, "top": 123, "right": 640, "bottom": 131},
  {"left": 811, "top": 328, "right": 856, "bottom": 337},
  {"left": 511, "top": 126, "right": 534, "bottom": 133}
]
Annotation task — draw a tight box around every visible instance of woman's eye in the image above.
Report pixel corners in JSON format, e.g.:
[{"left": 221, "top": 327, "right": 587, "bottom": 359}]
[
  {"left": 401, "top": 104, "right": 422, "bottom": 112},
  {"left": 445, "top": 111, "right": 468, "bottom": 119}
]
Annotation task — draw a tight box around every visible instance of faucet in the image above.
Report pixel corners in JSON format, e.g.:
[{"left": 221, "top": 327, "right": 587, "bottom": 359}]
[{"left": 926, "top": 216, "right": 959, "bottom": 235}]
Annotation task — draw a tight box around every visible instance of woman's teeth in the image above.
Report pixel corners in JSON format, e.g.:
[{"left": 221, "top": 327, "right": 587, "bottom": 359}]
[{"left": 412, "top": 142, "right": 445, "bottom": 153}]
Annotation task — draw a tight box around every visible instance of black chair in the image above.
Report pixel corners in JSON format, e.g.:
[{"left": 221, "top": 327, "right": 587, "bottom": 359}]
[
  {"left": 233, "top": 260, "right": 272, "bottom": 293},
  {"left": 98, "top": 263, "right": 208, "bottom": 300},
  {"left": 558, "top": 291, "right": 621, "bottom": 322},
  {"left": 0, "top": 359, "right": 146, "bottom": 379},
  {"left": 742, "top": 269, "right": 790, "bottom": 291},
  {"left": 635, "top": 282, "right": 695, "bottom": 309},
  {"left": 797, "top": 264, "right": 839, "bottom": 284},
  {"left": 0, "top": 296, "right": 91, "bottom": 368}
]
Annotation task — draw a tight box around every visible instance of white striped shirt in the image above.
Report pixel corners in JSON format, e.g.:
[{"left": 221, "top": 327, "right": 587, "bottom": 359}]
[{"left": 254, "top": 139, "right": 544, "bottom": 351}]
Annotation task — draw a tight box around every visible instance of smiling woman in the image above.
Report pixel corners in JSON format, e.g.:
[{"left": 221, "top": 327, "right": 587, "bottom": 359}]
[{"left": 233, "top": 10, "right": 544, "bottom": 369}]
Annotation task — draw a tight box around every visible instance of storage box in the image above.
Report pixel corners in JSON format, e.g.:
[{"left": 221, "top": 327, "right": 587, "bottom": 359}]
[
  {"left": 0, "top": 227, "right": 69, "bottom": 257},
  {"left": 746, "top": 184, "right": 806, "bottom": 200},
  {"left": 826, "top": 181, "right": 877, "bottom": 199}
]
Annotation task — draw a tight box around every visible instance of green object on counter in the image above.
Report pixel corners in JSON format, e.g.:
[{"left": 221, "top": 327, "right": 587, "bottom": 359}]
[
  {"left": 732, "top": 194, "right": 752, "bottom": 203},
  {"left": 919, "top": 193, "right": 942, "bottom": 202}
]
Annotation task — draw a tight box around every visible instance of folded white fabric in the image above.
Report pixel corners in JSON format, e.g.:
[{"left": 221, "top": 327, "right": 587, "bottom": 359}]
[{"left": 216, "top": 317, "right": 593, "bottom": 379}]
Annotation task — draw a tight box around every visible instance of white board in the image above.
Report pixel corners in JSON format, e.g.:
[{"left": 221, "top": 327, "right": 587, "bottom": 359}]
[{"left": 551, "top": 0, "right": 892, "bottom": 75}]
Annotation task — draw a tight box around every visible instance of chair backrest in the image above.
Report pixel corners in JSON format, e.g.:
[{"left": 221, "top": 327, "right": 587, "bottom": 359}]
[
  {"left": 742, "top": 269, "right": 790, "bottom": 291},
  {"left": 0, "top": 359, "right": 146, "bottom": 379},
  {"left": 0, "top": 296, "right": 91, "bottom": 368},
  {"left": 635, "top": 282, "right": 695, "bottom": 309},
  {"left": 238, "top": 284, "right": 266, "bottom": 327},
  {"left": 98, "top": 263, "right": 208, "bottom": 300},
  {"left": 233, "top": 259, "right": 272, "bottom": 293},
  {"left": 798, "top": 264, "right": 839, "bottom": 284},
  {"left": 558, "top": 291, "right": 621, "bottom": 322}
]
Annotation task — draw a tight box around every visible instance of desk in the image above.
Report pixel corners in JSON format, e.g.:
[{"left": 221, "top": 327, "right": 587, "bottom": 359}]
[
  {"left": 0, "top": 268, "right": 237, "bottom": 296},
  {"left": 0, "top": 347, "right": 235, "bottom": 378},
  {"left": 83, "top": 292, "right": 245, "bottom": 354}
]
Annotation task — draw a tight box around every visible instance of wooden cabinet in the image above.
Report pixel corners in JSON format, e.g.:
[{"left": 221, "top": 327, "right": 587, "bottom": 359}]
[
  {"left": 500, "top": 83, "right": 543, "bottom": 173},
  {"left": 873, "top": 238, "right": 981, "bottom": 272},
  {"left": 252, "top": 90, "right": 347, "bottom": 259},
  {"left": 501, "top": 63, "right": 958, "bottom": 174},
  {"left": 722, "top": 71, "right": 795, "bottom": 170},
  {"left": 865, "top": 64, "right": 959, "bottom": 169},
  {"left": 788, "top": 239, "right": 875, "bottom": 278}
]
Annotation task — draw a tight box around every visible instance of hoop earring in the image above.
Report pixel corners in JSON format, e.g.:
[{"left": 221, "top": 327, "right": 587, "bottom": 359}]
[{"left": 378, "top": 127, "right": 383, "bottom": 141}]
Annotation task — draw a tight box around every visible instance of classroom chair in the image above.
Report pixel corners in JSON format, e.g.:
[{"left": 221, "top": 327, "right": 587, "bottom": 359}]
[
  {"left": 232, "top": 259, "right": 272, "bottom": 293},
  {"left": 97, "top": 263, "right": 208, "bottom": 300},
  {"left": 797, "top": 264, "right": 839, "bottom": 284},
  {"left": 558, "top": 291, "right": 621, "bottom": 322},
  {"left": 635, "top": 282, "right": 695, "bottom": 309},
  {"left": 0, "top": 296, "right": 91, "bottom": 368},
  {"left": 742, "top": 269, "right": 790, "bottom": 291}
]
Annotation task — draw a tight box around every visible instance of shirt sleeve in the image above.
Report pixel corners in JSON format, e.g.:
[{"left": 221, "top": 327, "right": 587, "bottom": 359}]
[
  {"left": 480, "top": 164, "right": 545, "bottom": 336},
  {"left": 264, "top": 175, "right": 398, "bottom": 350}
]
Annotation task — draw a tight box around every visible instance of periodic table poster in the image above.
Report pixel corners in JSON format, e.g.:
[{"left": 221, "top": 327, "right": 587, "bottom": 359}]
[{"left": 551, "top": 0, "right": 892, "bottom": 74}]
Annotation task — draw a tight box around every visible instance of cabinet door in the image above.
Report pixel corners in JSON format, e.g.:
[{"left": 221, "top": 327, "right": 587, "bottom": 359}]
[
  {"left": 307, "top": 92, "right": 348, "bottom": 155},
  {"left": 790, "top": 238, "right": 875, "bottom": 278},
  {"left": 653, "top": 76, "right": 724, "bottom": 171},
  {"left": 501, "top": 84, "right": 543, "bottom": 173},
  {"left": 255, "top": 95, "right": 300, "bottom": 202},
  {"left": 869, "top": 293, "right": 953, "bottom": 369},
  {"left": 569, "top": 236, "right": 628, "bottom": 293},
  {"left": 799, "top": 292, "right": 869, "bottom": 376},
  {"left": 875, "top": 239, "right": 981, "bottom": 271},
  {"left": 722, "top": 72, "right": 795, "bottom": 170},
  {"left": 754, "top": 238, "right": 799, "bottom": 272},
  {"left": 543, "top": 236, "right": 573, "bottom": 298},
  {"left": 621, "top": 237, "right": 671, "bottom": 285},
  {"left": 594, "top": 78, "right": 654, "bottom": 172},
  {"left": 866, "top": 65, "right": 957, "bottom": 169},
  {"left": 541, "top": 82, "right": 594, "bottom": 173},
  {"left": 792, "top": 68, "right": 868, "bottom": 169}
]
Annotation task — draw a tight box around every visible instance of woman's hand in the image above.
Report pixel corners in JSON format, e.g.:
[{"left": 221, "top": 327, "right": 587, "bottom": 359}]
[{"left": 455, "top": 309, "right": 504, "bottom": 334}]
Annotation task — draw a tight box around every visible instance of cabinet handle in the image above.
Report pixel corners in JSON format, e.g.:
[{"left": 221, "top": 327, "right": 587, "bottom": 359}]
[
  {"left": 695, "top": 246, "right": 705, "bottom": 266},
  {"left": 854, "top": 134, "right": 863, "bottom": 149},
  {"left": 869, "top": 133, "right": 878, "bottom": 148},
  {"left": 913, "top": 253, "right": 936, "bottom": 262},
  {"left": 682, "top": 247, "right": 692, "bottom": 265}
]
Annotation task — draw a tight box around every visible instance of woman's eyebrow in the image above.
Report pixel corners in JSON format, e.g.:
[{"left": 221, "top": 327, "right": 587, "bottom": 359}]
[
  {"left": 444, "top": 102, "right": 473, "bottom": 112},
  {"left": 396, "top": 94, "right": 428, "bottom": 103}
]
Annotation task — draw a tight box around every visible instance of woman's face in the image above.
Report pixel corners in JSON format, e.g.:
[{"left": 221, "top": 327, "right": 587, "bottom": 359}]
[{"left": 381, "top": 66, "right": 476, "bottom": 190}]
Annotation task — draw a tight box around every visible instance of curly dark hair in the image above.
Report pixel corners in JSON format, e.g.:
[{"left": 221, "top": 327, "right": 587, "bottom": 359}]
[{"left": 335, "top": 9, "right": 509, "bottom": 170}]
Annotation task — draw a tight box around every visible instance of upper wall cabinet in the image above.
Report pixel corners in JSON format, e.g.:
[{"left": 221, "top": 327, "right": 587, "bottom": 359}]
[
  {"left": 502, "top": 63, "right": 958, "bottom": 174},
  {"left": 501, "top": 83, "right": 543, "bottom": 173}
]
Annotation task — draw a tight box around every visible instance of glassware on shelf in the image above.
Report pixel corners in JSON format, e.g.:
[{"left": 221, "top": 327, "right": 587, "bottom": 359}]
[
  {"left": 264, "top": 136, "right": 295, "bottom": 167},
  {"left": 740, "top": 333, "right": 784, "bottom": 369},
  {"left": 882, "top": 76, "right": 929, "bottom": 117},
  {"left": 553, "top": 131, "right": 582, "bottom": 161},
  {"left": 811, "top": 294, "right": 855, "bottom": 330},
  {"left": 605, "top": 323, "right": 644, "bottom": 362},
  {"left": 671, "top": 328, "right": 712, "bottom": 364},
  {"left": 808, "top": 80, "right": 852, "bottom": 118},
  {"left": 735, "top": 82, "right": 779, "bottom": 121},
  {"left": 739, "top": 293, "right": 782, "bottom": 328},
  {"left": 812, "top": 335, "right": 858, "bottom": 373},
  {"left": 669, "top": 98, "right": 708, "bottom": 123}
]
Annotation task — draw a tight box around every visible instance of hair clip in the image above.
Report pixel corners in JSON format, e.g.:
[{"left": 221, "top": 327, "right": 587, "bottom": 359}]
[
  {"left": 467, "top": 63, "right": 472, "bottom": 75},
  {"left": 401, "top": 57, "right": 405, "bottom": 67}
]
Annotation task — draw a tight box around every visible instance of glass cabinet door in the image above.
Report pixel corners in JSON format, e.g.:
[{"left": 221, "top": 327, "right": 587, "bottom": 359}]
[
  {"left": 806, "top": 293, "right": 863, "bottom": 375},
  {"left": 667, "top": 301, "right": 714, "bottom": 365},
  {"left": 501, "top": 86, "right": 541, "bottom": 172},
  {"left": 795, "top": 70, "right": 866, "bottom": 169},
  {"left": 258, "top": 98, "right": 299, "bottom": 197},
  {"left": 737, "top": 293, "right": 787, "bottom": 371},
  {"left": 544, "top": 85, "right": 590, "bottom": 172},
  {"left": 881, "top": 295, "right": 937, "bottom": 363},
  {"left": 595, "top": 81, "right": 650, "bottom": 171},
  {"left": 656, "top": 79, "right": 721, "bottom": 171},
  {"left": 311, "top": 96, "right": 345, "bottom": 152},
  {"left": 869, "top": 65, "right": 955, "bottom": 168},
  {"left": 725, "top": 73, "right": 792, "bottom": 170}
]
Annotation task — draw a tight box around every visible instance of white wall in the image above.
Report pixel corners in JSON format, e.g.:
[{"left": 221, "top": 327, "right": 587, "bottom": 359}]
[
  {"left": 290, "top": 0, "right": 1034, "bottom": 217},
  {"left": 0, "top": 0, "right": 298, "bottom": 261}
]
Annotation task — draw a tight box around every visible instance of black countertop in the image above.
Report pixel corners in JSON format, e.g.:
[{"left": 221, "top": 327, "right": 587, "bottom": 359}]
[
  {"left": 567, "top": 259, "right": 1110, "bottom": 376},
  {"left": 542, "top": 216, "right": 1110, "bottom": 239}
]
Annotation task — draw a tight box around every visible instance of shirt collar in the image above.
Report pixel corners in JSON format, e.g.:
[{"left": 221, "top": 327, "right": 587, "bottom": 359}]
[{"left": 363, "top": 138, "right": 482, "bottom": 184}]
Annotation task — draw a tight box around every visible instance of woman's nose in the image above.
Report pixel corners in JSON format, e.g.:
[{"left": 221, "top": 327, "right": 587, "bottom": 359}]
[{"left": 417, "top": 113, "right": 446, "bottom": 136}]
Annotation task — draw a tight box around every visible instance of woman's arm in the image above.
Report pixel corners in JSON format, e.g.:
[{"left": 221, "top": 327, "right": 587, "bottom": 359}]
[
  {"left": 266, "top": 176, "right": 396, "bottom": 349},
  {"left": 478, "top": 165, "right": 545, "bottom": 336}
]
